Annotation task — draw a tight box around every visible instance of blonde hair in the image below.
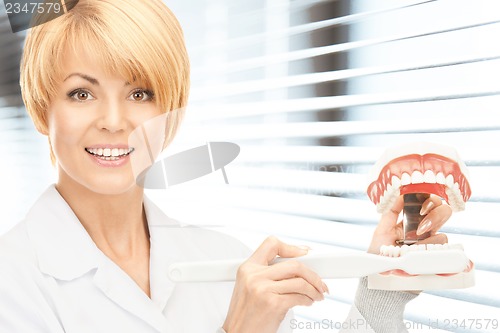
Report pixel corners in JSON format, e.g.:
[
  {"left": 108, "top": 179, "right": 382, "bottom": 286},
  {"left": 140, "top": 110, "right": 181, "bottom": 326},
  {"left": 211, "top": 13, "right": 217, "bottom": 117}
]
[{"left": 20, "top": 0, "right": 190, "bottom": 162}]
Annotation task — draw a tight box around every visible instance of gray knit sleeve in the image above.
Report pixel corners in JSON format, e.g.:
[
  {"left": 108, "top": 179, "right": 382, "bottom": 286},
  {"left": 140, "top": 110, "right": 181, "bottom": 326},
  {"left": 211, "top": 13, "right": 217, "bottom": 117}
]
[{"left": 354, "top": 277, "right": 418, "bottom": 333}]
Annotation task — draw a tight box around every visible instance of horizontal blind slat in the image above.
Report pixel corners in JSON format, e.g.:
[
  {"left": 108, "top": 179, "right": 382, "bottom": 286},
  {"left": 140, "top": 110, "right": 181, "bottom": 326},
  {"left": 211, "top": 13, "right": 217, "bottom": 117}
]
[
  {"left": 190, "top": 0, "right": 436, "bottom": 53},
  {"left": 183, "top": 118, "right": 500, "bottom": 140},
  {"left": 188, "top": 88, "right": 500, "bottom": 120},
  {"left": 193, "top": 19, "right": 500, "bottom": 75},
  {"left": 191, "top": 53, "right": 500, "bottom": 99},
  {"left": 228, "top": 145, "right": 500, "bottom": 166}
]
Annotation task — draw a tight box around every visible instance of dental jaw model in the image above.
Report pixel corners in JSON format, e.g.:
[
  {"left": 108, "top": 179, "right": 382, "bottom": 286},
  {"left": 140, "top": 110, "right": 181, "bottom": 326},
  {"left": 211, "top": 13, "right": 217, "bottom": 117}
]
[{"left": 366, "top": 142, "right": 475, "bottom": 290}]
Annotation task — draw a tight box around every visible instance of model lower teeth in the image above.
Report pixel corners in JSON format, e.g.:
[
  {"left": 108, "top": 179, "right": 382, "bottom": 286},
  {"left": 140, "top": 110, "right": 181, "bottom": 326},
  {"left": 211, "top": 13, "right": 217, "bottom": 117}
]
[{"left": 379, "top": 243, "right": 464, "bottom": 257}]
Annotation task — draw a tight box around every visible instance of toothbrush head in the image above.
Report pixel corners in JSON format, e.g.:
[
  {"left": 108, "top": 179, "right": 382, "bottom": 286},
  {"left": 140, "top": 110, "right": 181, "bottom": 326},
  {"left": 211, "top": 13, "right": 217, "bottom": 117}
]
[
  {"left": 368, "top": 243, "right": 475, "bottom": 291},
  {"left": 367, "top": 142, "right": 472, "bottom": 214}
]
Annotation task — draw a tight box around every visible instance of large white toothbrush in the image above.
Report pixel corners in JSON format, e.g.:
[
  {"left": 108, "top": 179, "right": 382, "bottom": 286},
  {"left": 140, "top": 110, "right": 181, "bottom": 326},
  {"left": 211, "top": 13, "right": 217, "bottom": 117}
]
[{"left": 168, "top": 244, "right": 469, "bottom": 283}]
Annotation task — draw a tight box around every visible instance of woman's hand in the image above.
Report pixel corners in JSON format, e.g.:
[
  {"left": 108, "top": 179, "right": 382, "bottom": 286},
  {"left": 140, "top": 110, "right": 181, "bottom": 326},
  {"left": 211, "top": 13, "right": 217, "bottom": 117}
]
[
  {"left": 368, "top": 194, "right": 452, "bottom": 255},
  {"left": 223, "top": 236, "right": 328, "bottom": 333}
]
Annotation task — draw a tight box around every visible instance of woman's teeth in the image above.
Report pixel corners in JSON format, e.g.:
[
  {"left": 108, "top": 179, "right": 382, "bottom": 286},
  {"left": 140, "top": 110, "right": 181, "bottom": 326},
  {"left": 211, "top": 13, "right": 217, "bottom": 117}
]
[{"left": 85, "top": 147, "right": 134, "bottom": 160}]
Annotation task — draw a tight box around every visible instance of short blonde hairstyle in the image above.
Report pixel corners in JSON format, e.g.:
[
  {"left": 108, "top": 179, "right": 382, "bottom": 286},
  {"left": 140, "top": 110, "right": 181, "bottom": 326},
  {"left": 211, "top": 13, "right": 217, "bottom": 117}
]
[{"left": 20, "top": 0, "right": 190, "bottom": 161}]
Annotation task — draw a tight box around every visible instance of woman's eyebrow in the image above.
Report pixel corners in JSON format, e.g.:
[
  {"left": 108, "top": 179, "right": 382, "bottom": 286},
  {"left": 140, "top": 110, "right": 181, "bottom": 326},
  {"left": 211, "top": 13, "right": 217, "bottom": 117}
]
[
  {"left": 64, "top": 73, "right": 99, "bottom": 86},
  {"left": 63, "top": 73, "right": 132, "bottom": 87}
]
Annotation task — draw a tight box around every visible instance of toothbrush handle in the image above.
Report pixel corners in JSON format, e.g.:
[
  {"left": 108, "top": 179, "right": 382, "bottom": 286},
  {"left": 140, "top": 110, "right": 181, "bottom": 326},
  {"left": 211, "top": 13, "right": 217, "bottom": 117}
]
[
  {"left": 169, "top": 259, "right": 242, "bottom": 282},
  {"left": 168, "top": 253, "right": 393, "bottom": 282},
  {"left": 276, "top": 253, "right": 393, "bottom": 278}
]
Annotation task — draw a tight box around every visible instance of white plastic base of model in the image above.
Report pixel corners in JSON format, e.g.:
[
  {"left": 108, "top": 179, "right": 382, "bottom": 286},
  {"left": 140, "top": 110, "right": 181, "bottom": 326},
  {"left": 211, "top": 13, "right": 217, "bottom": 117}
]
[{"left": 367, "top": 268, "right": 475, "bottom": 291}]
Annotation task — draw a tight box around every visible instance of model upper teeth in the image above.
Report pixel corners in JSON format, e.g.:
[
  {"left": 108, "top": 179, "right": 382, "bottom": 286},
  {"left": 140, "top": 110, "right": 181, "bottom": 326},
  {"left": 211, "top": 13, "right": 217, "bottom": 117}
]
[
  {"left": 85, "top": 147, "right": 134, "bottom": 157},
  {"left": 367, "top": 143, "right": 472, "bottom": 213},
  {"left": 423, "top": 170, "right": 436, "bottom": 183},
  {"left": 373, "top": 169, "right": 468, "bottom": 214}
]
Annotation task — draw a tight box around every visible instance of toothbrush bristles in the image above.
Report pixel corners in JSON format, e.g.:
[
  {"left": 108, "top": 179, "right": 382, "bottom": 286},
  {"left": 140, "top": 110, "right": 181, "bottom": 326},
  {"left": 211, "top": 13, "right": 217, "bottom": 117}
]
[{"left": 380, "top": 243, "right": 464, "bottom": 257}]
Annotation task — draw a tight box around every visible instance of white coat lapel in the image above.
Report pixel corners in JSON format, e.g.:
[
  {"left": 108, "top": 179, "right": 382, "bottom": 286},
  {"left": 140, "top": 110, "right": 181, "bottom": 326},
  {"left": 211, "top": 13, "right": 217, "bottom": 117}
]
[
  {"left": 26, "top": 185, "right": 100, "bottom": 280},
  {"left": 144, "top": 197, "right": 178, "bottom": 310},
  {"left": 92, "top": 256, "right": 169, "bottom": 332}
]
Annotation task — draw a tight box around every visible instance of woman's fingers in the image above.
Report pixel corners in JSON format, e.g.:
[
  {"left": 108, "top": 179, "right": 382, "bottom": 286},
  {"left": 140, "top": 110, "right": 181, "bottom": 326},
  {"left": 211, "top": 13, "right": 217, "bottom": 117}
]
[
  {"left": 249, "top": 236, "right": 309, "bottom": 265},
  {"left": 370, "top": 193, "right": 453, "bottom": 255},
  {"left": 265, "top": 260, "right": 326, "bottom": 295},
  {"left": 224, "top": 237, "right": 327, "bottom": 333},
  {"left": 416, "top": 198, "right": 452, "bottom": 236},
  {"left": 280, "top": 293, "right": 316, "bottom": 309},
  {"left": 368, "top": 194, "right": 404, "bottom": 254},
  {"left": 377, "top": 195, "right": 404, "bottom": 232},
  {"left": 239, "top": 236, "right": 327, "bottom": 301},
  {"left": 416, "top": 233, "right": 448, "bottom": 245},
  {"left": 419, "top": 195, "right": 442, "bottom": 215},
  {"left": 271, "top": 277, "right": 325, "bottom": 302}
]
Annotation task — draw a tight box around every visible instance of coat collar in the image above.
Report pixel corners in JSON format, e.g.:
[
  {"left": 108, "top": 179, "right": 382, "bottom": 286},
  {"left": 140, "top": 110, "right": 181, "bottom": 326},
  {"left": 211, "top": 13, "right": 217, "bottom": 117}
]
[
  {"left": 25, "top": 185, "right": 100, "bottom": 280},
  {"left": 25, "top": 185, "right": 182, "bottom": 332}
]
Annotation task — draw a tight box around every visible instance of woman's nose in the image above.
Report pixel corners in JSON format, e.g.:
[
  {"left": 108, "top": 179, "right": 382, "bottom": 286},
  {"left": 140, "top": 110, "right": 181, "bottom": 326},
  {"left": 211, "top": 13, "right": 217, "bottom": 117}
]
[{"left": 96, "top": 100, "right": 127, "bottom": 133}]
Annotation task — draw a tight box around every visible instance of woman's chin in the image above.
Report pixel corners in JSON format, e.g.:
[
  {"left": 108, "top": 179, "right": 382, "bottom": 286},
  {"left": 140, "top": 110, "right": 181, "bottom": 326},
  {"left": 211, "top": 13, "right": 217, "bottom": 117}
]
[{"left": 88, "top": 181, "right": 140, "bottom": 196}]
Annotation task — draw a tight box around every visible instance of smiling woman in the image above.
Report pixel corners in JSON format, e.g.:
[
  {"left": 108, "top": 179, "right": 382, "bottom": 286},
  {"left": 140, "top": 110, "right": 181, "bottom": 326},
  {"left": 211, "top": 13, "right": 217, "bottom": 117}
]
[
  {"left": 0, "top": 1, "right": 455, "bottom": 333},
  {"left": 20, "top": 0, "right": 189, "bottom": 164},
  {"left": 45, "top": 49, "right": 164, "bottom": 195}
]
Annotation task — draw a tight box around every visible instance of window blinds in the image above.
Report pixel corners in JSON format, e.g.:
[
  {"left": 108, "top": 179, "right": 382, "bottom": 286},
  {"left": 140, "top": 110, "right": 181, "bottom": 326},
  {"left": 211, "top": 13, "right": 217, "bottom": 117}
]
[
  {"left": 156, "top": 0, "right": 500, "bottom": 332},
  {"left": 0, "top": 10, "right": 23, "bottom": 106},
  {"left": 0, "top": 6, "right": 54, "bottom": 234}
]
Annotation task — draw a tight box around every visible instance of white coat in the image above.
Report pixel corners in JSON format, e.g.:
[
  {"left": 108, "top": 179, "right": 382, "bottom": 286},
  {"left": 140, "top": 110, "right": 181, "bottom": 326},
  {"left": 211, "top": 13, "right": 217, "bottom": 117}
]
[{"left": 0, "top": 186, "right": 374, "bottom": 333}]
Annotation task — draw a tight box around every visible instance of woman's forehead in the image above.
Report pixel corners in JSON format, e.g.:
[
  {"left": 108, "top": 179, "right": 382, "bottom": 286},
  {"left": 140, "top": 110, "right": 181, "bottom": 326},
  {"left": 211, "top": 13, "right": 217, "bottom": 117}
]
[{"left": 58, "top": 46, "right": 149, "bottom": 87}]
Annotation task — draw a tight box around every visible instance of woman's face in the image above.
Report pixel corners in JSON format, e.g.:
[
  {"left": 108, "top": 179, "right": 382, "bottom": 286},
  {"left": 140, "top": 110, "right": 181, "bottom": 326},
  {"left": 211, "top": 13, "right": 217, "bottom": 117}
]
[{"left": 48, "top": 49, "right": 163, "bottom": 195}]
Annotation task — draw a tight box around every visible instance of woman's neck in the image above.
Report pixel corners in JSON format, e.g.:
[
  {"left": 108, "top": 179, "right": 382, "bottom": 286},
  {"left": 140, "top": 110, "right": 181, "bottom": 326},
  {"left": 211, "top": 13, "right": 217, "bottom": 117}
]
[{"left": 55, "top": 174, "right": 149, "bottom": 260}]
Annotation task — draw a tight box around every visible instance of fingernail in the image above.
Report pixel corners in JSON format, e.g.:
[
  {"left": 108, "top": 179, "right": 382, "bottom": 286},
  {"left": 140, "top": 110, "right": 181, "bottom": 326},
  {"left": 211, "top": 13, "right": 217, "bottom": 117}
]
[
  {"left": 322, "top": 282, "right": 330, "bottom": 295},
  {"left": 416, "top": 219, "right": 432, "bottom": 235},
  {"left": 420, "top": 201, "right": 434, "bottom": 215},
  {"left": 297, "top": 245, "right": 311, "bottom": 254}
]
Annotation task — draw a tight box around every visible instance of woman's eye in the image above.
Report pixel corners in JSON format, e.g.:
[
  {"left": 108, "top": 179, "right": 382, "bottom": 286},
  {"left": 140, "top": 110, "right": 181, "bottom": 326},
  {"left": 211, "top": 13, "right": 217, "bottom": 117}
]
[
  {"left": 129, "top": 89, "right": 154, "bottom": 102},
  {"left": 68, "top": 89, "right": 95, "bottom": 102}
]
